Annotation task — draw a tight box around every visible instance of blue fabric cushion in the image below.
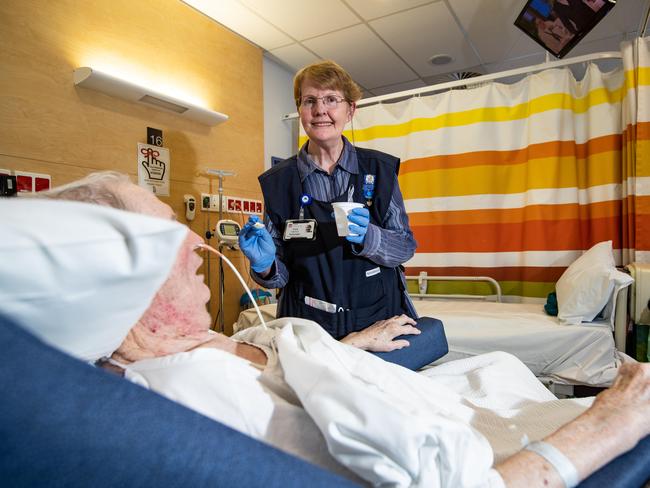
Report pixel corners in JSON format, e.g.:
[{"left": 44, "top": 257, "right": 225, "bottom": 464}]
[
  {"left": 577, "top": 434, "right": 650, "bottom": 487},
  {"left": 0, "top": 313, "right": 358, "bottom": 488},
  {"left": 371, "top": 316, "right": 448, "bottom": 370}
]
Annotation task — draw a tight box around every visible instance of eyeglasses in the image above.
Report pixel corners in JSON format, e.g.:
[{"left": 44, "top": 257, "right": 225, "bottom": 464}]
[{"left": 299, "top": 95, "right": 347, "bottom": 110}]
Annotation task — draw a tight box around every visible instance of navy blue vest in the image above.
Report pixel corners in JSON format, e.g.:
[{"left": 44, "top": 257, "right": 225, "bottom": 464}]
[{"left": 259, "top": 147, "right": 410, "bottom": 338}]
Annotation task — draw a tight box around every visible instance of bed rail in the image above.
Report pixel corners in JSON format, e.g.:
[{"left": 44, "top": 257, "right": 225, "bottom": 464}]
[{"left": 406, "top": 272, "right": 502, "bottom": 303}]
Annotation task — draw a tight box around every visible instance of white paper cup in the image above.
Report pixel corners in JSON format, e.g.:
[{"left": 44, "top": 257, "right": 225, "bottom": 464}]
[{"left": 332, "top": 202, "right": 363, "bottom": 237}]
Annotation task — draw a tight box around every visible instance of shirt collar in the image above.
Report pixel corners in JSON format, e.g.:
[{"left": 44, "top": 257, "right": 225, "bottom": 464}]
[{"left": 297, "top": 136, "right": 358, "bottom": 182}]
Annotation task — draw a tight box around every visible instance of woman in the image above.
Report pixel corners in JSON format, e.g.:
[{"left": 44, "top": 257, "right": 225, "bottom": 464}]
[{"left": 239, "top": 60, "right": 420, "bottom": 352}]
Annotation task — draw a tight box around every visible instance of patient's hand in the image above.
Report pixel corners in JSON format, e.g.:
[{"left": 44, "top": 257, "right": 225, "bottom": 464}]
[
  {"left": 586, "top": 362, "right": 650, "bottom": 444},
  {"left": 340, "top": 314, "right": 419, "bottom": 352}
]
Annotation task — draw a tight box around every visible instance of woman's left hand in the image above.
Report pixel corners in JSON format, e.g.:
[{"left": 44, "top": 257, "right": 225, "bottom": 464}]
[
  {"left": 346, "top": 207, "right": 370, "bottom": 244},
  {"left": 340, "top": 314, "right": 420, "bottom": 352}
]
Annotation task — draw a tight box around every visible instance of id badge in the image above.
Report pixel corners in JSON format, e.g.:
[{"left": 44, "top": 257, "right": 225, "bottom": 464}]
[{"left": 283, "top": 219, "right": 317, "bottom": 240}]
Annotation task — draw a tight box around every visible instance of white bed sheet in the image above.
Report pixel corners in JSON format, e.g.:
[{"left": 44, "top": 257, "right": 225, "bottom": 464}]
[
  {"left": 234, "top": 301, "right": 629, "bottom": 387},
  {"left": 411, "top": 300, "right": 627, "bottom": 387}
]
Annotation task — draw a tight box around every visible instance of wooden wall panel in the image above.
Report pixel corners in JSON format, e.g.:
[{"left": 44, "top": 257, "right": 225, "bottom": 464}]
[{"left": 0, "top": 0, "right": 266, "bottom": 333}]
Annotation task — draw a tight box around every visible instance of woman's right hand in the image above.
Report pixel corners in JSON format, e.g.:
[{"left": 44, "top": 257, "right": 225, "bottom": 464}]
[{"left": 340, "top": 314, "right": 420, "bottom": 352}]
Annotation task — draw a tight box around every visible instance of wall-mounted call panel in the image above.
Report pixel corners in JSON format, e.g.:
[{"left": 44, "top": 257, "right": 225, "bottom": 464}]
[{"left": 200, "top": 193, "right": 262, "bottom": 215}]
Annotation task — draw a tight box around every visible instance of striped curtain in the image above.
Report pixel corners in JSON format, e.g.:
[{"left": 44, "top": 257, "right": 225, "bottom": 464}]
[
  {"left": 622, "top": 37, "right": 650, "bottom": 264},
  {"left": 299, "top": 38, "right": 649, "bottom": 301}
]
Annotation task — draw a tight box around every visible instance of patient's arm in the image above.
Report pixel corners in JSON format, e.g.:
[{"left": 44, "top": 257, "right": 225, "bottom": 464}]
[
  {"left": 496, "top": 362, "right": 650, "bottom": 487},
  {"left": 340, "top": 314, "right": 420, "bottom": 352}
]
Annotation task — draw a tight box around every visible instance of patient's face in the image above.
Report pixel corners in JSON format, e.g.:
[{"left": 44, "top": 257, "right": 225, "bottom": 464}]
[{"left": 116, "top": 183, "right": 212, "bottom": 354}]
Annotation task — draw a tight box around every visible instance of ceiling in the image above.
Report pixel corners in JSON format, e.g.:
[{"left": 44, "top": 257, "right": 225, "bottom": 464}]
[{"left": 183, "top": 0, "right": 648, "bottom": 97}]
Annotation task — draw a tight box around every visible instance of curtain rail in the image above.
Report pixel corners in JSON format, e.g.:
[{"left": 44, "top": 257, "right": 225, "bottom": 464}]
[{"left": 281, "top": 51, "right": 622, "bottom": 121}]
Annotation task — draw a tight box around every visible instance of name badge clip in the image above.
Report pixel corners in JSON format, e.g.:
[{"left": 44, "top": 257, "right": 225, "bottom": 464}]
[{"left": 363, "top": 174, "right": 375, "bottom": 207}]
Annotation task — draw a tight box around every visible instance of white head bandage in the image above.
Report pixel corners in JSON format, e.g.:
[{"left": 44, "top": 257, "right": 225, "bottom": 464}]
[{"left": 0, "top": 199, "right": 187, "bottom": 361}]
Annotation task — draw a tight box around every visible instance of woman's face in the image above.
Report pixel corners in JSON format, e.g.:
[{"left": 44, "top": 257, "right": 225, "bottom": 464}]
[{"left": 298, "top": 79, "right": 355, "bottom": 149}]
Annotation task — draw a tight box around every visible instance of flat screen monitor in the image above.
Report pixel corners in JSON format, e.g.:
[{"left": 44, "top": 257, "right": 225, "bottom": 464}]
[{"left": 514, "top": 0, "right": 616, "bottom": 58}]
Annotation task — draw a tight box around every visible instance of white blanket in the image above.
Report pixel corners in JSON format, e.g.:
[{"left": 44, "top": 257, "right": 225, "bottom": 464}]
[
  {"left": 125, "top": 319, "right": 592, "bottom": 487},
  {"left": 235, "top": 302, "right": 627, "bottom": 386}
]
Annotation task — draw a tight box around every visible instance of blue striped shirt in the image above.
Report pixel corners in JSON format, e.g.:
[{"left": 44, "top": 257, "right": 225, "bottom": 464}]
[{"left": 252, "top": 137, "right": 417, "bottom": 317}]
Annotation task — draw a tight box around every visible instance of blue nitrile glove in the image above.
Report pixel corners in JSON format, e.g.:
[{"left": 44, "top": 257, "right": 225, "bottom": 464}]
[
  {"left": 238, "top": 216, "right": 276, "bottom": 273},
  {"left": 346, "top": 207, "right": 370, "bottom": 245}
]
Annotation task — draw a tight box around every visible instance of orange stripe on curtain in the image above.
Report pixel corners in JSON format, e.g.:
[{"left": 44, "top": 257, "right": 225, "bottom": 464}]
[
  {"left": 400, "top": 135, "right": 622, "bottom": 173},
  {"left": 409, "top": 201, "right": 621, "bottom": 226},
  {"left": 635, "top": 199, "right": 650, "bottom": 249},
  {"left": 413, "top": 216, "right": 621, "bottom": 253},
  {"left": 622, "top": 122, "right": 650, "bottom": 177}
]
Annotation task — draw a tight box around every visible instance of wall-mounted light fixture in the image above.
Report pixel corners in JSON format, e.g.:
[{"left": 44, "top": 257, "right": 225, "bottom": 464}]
[{"left": 73, "top": 67, "right": 228, "bottom": 126}]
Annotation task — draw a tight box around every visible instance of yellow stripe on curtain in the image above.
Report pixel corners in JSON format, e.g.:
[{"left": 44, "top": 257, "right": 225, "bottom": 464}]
[{"left": 298, "top": 40, "right": 650, "bottom": 300}]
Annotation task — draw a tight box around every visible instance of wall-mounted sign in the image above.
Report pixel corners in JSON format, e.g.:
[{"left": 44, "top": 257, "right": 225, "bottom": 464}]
[
  {"left": 147, "top": 127, "right": 163, "bottom": 147},
  {"left": 138, "top": 142, "right": 170, "bottom": 196}
]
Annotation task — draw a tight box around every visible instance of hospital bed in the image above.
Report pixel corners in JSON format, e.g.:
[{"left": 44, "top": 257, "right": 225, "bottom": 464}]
[
  {"left": 234, "top": 274, "right": 633, "bottom": 391},
  {"left": 4, "top": 200, "right": 648, "bottom": 487},
  {"left": 6, "top": 311, "right": 650, "bottom": 488}
]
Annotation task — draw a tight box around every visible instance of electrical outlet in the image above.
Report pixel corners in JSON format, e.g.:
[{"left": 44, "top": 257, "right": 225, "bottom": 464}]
[
  {"left": 201, "top": 193, "right": 210, "bottom": 210},
  {"left": 200, "top": 193, "right": 228, "bottom": 212}
]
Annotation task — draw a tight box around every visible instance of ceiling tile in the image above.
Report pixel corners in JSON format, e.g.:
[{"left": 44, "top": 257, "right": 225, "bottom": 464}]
[
  {"left": 565, "top": 33, "right": 628, "bottom": 58},
  {"left": 368, "top": 78, "right": 427, "bottom": 96},
  {"left": 481, "top": 52, "right": 548, "bottom": 85},
  {"left": 370, "top": 2, "right": 482, "bottom": 77},
  {"left": 240, "top": 0, "right": 360, "bottom": 41},
  {"left": 448, "top": 0, "right": 525, "bottom": 64},
  {"left": 507, "top": 30, "right": 550, "bottom": 60},
  {"left": 267, "top": 43, "right": 320, "bottom": 73},
  {"left": 303, "top": 24, "right": 417, "bottom": 89},
  {"left": 181, "top": 0, "right": 292, "bottom": 50},
  {"left": 483, "top": 52, "right": 548, "bottom": 75},
  {"left": 345, "top": 0, "right": 435, "bottom": 20}
]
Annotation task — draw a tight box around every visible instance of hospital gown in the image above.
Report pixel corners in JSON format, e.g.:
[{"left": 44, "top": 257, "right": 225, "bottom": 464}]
[{"left": 122, "top": 318, "right": 592, "bottom": 488}]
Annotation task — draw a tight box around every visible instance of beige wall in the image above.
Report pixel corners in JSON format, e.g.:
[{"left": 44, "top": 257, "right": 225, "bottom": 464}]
[{"left": 0, "top": 0, "right": 266, "bottom": 334}]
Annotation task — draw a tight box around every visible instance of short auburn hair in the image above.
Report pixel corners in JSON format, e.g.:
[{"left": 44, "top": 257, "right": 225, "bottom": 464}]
[{"left": 293, "top": 60, "right": 362, "bottom": 109}]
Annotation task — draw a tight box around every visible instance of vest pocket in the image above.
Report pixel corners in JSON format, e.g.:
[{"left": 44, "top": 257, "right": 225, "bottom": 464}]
[
  {"left": 297, "top": 301, "right": 340, "bottom": 337},
  {"left": 352, "top": 298, "right": 388, "bottom": 330},
  {"left": 348, "top": 271, "right": 384, "bottom": 310}
]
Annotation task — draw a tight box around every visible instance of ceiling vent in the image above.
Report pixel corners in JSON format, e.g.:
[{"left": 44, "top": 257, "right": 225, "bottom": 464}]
[{"left": 423, "top": 70, "right": 486, "bottom": 90}]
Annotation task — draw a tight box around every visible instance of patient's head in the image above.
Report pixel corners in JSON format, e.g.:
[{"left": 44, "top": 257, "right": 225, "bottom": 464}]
[
  {"left": 38, "top": 171, "right": 130, "bottom": 209},
  {"left": 41, "top": 171, "right": 213, "bottom": 361}
]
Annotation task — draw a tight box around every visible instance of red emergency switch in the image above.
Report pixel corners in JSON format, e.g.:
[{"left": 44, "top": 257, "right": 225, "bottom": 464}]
[{"left": 16, "top": 175, "right": 33, "bottom": 192}]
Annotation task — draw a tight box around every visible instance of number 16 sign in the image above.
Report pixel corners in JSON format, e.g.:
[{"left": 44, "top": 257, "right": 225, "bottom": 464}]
[{"left": 137, "top": 142, "right": 170, "bottom": 196}]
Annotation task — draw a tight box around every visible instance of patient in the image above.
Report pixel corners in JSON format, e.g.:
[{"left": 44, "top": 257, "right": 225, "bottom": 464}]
[{"left": 38, "top": 172, "right": 650, "bottom": 488}]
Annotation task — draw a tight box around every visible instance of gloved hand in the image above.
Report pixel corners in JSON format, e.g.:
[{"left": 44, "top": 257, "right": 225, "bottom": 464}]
[
  {"left": 238, "top": 216, "right": 276, "bottom": 273},
  {"left": 346, "top": 207, "right": 370, "bottom": 245}
]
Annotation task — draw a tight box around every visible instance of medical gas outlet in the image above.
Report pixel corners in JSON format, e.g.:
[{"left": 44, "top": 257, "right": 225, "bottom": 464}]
[{"left": 200, "top": 193, "right": 262, "bottom": 215}]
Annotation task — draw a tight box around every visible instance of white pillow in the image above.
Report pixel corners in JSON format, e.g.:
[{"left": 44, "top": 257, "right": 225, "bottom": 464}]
[
  {"left": 556, "top": 240, "right": 633, "bottom": 325},
  {"left": 0, "top": 198, "right": 187, "bottom": 361}
]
